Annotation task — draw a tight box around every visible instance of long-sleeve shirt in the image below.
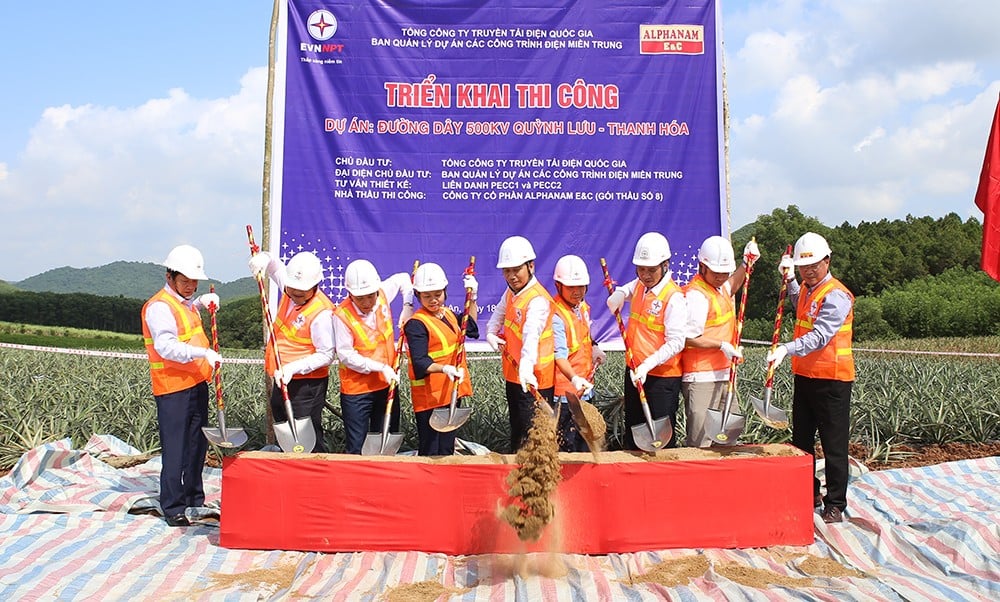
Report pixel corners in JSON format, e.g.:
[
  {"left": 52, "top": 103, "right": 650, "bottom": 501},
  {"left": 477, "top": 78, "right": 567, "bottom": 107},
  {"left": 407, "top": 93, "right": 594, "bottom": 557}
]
[
  {"left": 785, "top": 273, "right": 852, "bottom": 356},
  {"left": 143, "top": 285, "right": 212, "bottom": 363},
  {"left": 486, "top": 275, "right": 550, "bottom": 367},
  {"left": 332, "top": 272, "right": 414, "bottom": 374},
  {"left": 683, "top": 279, "right": 733, "bottom": 382},
  {"left": 615, "top": 275, "right": 688, "bottom": 368}
]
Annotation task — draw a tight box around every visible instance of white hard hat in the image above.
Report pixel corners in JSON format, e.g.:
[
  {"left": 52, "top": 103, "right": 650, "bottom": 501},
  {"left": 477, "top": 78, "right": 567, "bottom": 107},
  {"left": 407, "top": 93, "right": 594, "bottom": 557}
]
[
  {"left": 496, "top": 236, "right": 536, "bottom": 268},
  {"left": 793, "top": 232, "right": 832, "bottom": 266},
  {"left": 413, "top": 262, "right": 449, "bottom": 292},
  {"left": 285, "top": 252, "right": 324, "bottom": 290},
  {"left": 632, "top": 232, "right": 671, "bottom": 266},
  {"left": 162, "top": 245, "right": 208, "bottom": 280},
  {"left": 697, "top": 236, "right": 736, "bottom": 274},
  {"left": 344, "top": 259, "right": 381, "bottom": 296},
  {"left": 553, "top": 255, "right": 590, "bottom": 286}
]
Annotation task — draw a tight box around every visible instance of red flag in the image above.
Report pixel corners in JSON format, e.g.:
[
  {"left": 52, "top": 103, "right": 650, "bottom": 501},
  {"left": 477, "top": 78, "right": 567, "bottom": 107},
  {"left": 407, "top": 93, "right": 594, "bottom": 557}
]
[{"left": 975, "top": 93, "right": 1000, "bottom": 281}]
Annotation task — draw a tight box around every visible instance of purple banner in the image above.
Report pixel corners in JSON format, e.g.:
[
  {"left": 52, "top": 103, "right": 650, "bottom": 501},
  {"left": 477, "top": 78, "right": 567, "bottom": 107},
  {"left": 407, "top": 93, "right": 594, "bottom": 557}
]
[{"left": 270, "top": 0, "right": 725, "bottom": 343}]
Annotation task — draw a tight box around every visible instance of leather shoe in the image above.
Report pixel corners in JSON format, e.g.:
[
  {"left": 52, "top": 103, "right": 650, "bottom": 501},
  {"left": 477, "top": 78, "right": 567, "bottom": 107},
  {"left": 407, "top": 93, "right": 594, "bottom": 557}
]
[
  {"left": 821, "top": 506, "right": 844, "bottom": 524},
  {"left": 814, "top": 494, "right": 823, "bottom": 508},
  {"left": 165, "top": 514, "right": 190, "bottom": 527}
]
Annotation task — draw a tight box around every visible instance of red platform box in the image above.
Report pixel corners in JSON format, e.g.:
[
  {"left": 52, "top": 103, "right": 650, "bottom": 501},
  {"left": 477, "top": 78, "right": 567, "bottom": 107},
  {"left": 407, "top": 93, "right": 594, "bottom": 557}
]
[{"left": 219, "top": 445, "right": 814, "bottom": 554}]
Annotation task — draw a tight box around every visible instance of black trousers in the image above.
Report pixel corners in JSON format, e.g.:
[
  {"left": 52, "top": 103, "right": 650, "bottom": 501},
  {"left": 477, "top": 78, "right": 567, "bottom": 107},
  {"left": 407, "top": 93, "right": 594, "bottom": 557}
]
[
  {"left": 341, "top": 387, "right": 397, "bottom": 454},
  {"left": 154, "top": 382, "right": 208, "bottom": 517},
  {"left": 792, "top": 375, "right": 853, "bottom": 510},
  {"left": 414, "top": 402, "right": 462, "bottom": 456},
  {"left": 623, "top": 374, "right": 681, "bottom": 450},
  {"left": 270, "top": 377, "right": 329, "bottom": 453},
  {"left": 505, "top": 381, "right": 555, "bottom": 453}
]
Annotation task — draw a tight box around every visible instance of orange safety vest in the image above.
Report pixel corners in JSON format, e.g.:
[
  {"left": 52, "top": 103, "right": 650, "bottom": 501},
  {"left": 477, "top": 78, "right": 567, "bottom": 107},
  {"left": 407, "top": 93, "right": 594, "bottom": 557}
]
[
  {"left": 552, "top": 297, "right": 593, "bottom": 396},
  {"left": 791, "top": 277, "right": 855, "bottom": 382},
  {"left": 681, "top": 274, "right": 736, "bottom": 375},
  {"left": 142, "top": 289, "right": 212, "bottom": 396},
  {"left": 334, "top": 291, "right": 397, "bottom": 394},
  {"left": 501, "top": 281, "right": 555, "bottom": 388},
  {"left": 265, "top": 289, "right": 335, "bottom": 379},
  {"left": 407, "top": 309, "right": 473, "bottom": 412},
  {"left": 625, "top": 278, "right": 683, "bottom": 378}
]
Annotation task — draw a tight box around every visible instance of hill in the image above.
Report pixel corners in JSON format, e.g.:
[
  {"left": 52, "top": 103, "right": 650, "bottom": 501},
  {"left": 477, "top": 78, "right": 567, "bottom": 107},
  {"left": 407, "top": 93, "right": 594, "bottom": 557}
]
[{"left": 12, "top": 261, "right": 256, "bottom": 301}]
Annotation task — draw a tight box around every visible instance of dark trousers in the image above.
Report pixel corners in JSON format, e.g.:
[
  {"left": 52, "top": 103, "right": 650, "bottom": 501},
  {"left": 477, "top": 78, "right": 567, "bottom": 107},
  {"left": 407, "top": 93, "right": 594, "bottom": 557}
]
[
  {"left": 556, "top": 397, "right": 588, "bottom": 452},
  {"left": 154, "top": 382, "right": 208, "bottom": 517},
  {"left": 269, "top": 377, "right": 329, "bottom": 453},
  {"left": 792, "top": 375, "right": 853, "bottom": 510},
  {"left": 414, "top": 403, "right": 461, "bottom": 456},
  {"left": 341, "top": 387, "right": 396, "bottom": 454},
  {"left": 623, "top": 374, "right": 681, "bottom": 450},
  {"left": 505, "top": 381, "right": 555, "bottom": 453}
]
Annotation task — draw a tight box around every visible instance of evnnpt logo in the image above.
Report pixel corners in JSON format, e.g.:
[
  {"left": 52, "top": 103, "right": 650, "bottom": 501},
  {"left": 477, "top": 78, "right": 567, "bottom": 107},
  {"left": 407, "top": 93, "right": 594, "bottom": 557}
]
[{"left": 308, "top": 9, "right": 337, "bottom": 41}]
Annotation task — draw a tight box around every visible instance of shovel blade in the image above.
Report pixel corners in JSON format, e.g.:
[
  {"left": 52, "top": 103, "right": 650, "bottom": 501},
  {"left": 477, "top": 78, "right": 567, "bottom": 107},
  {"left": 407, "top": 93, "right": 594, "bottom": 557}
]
[
  {"left": 274, "top": 417, "right": 316, "bottom": 453},
  {"left": 705, "top": 408, "right": 746, "bottom": 446},
  {"left": 749, "top": 393, "right": 790, "bottom": 429},
  {"left": 361, "top": 432, "right": 404, "bottom": 456},
  {"left": 201, "top": 426, "right": 249, "bottom": 449},
  {"left": 429, "top": 406, "right": 473, "bottom": 432},
  {"left": 631, "top": 417, "right": 672, "bottom": 452},
  {"left": 565, "top": 392, "right": 604, "bottom": 452}
]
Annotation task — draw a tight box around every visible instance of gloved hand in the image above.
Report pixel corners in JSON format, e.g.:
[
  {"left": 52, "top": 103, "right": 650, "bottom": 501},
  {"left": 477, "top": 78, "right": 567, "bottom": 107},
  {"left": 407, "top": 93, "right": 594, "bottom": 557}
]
[
  {"left": 399, "top": 303, "right": 414, "bottom": 326},
  {"left": 571, "top": 375, "right": 594, "bottom": 397},
  {"left": 462, "top": 274, "right": 478, "bottom": 300},
  {"left": 197, "top": 293, "right": 220, "bottom": 311},
  {"left": 379, "top": 364, "right": 399, "bottom": 386},
  {"left": 272, "top": 368, "right": 294, "bottom": 386},
  {"left": 518, "top": 362, "right": 538, "bottom": 393},
  {"left": 778, "top": 254, "right": 794, "bottom": 281},
  {"left": 592, "top": 345, "right": 607, "bottom": 369},
  {"left": 248, "top": 252, "right": 271, "bottom": 277},
  {"left": 441, "top": 364, "right": 465, "bottom": 383},
  {"left": 204, "top": 349, "right": 222, "bottom": 368},
  {"left": 629, "top": 357, "right": 657, "bottom": 386},
  {"left": 743, "top": 240, "right": 760, "bottom": 267},
  {"left": 607, "top": 289, "right": 626, "bottom": 314},
  {"left": 766, "top": 345, "right": 789, "bottom": 368},
  {"left": 487, "top": 333, "right": 506, "bottom": 352},
  {"left": 720, "top": 342, "right": 743, "bottom": 361}
]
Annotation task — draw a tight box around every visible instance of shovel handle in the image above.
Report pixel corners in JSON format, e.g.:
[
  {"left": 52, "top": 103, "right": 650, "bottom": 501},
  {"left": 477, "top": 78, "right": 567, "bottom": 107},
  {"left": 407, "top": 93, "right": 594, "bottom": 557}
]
[
  {"left": 208, "top": 284, "right": 224, "bottom": 412},
  {"left": 381, "top": 260, "right": 420, "bottom": 420},
  {"left": 599, "top": 258, "right": 651, "bottom": 406},
  {"left": 763, "top": 244, "right": 793, "bottom": 388}
]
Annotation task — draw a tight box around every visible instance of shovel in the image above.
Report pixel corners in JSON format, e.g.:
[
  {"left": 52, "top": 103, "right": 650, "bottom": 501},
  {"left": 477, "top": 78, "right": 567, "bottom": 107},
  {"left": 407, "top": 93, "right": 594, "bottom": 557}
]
[
  {"left": 600, "top": 258, "right": 672, "bottom": 451},
  {"left": 362, "top": 260, "right": 419, "bottom": 455},
  {"left": 750, "top": 244, "right": 793, "bottom": 429},
  {"left": 201, "top": 285, "right": 248, "bottom": 449},
  {"left": 500, "top": 343, "right": 557, "bottom": 419},
  {"left": 430, "top": 256, "right": 477, "bottom": 432},
  {"left": 247, "top": 225, "right": 315, "bottom": 453},
  {"left": 564, "top": 390, "right": 603, "bottom": 451}
]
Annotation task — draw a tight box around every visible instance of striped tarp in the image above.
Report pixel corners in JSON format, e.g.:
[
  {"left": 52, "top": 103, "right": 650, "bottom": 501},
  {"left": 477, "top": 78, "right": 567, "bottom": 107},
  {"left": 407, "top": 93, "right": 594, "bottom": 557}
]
[{"left": 1, "top": 437, "right": 997, "bottom": 601}]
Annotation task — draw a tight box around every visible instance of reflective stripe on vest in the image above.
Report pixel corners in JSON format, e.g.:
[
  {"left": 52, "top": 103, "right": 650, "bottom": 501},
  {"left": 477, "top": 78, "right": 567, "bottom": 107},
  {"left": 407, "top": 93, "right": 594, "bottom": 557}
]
[
  {"left": 552, "top": 298, "right": 594, "bottom": 396},
  {"left": 681, "top": 274, "right": 736, "bottom": 375},
  {"left": 407, "top": 309, "right": 473, "bottom": 412},
  {"left": 264, "top": 290, "right": 334, "bottom": 379},
  {"left": 501, "top": 281, "right": 556, "bottom": 388},
  {"left": 142, "top": 289, "right": 212, "bottom": 396},
  {"left": 334, "top": 291, "right": 397, "bottom": 394},
  {"left": 625, "top": 278, "right": 683, "bottom": 378},
  {"left": 791, "top": 277, "right": 855, "bottom": 382}
]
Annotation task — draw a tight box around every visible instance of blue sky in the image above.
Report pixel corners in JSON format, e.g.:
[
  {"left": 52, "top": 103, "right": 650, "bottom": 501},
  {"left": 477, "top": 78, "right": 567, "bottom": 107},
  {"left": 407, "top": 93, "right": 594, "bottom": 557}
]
[{"left": 2, "top": 1, "right": 999, "bottom": 282}]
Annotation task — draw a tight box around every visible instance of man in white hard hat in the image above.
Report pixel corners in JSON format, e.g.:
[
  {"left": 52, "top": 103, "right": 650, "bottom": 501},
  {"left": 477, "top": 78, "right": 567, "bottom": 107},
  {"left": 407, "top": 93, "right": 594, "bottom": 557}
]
[
  {"left": 551, "top": 254, "right": 606, "bottom": 451},
  {"left": 681, "top": 236, "right": 758, "bottom": 446},
  {"left": 249, "top": 250, "right": 336, "bottom": 452},
  {"left": 404, "top": 262, "right": 479, "bottom": 455},
  {"left": 142, "top": 244, "right": 221, "bottom": 527},
  {"left": 766, "top": 232, "right": 854, "bottom": 524},
  {"left": 486, "top": 235, "right": 557, "bottom": 452},
  {"left": 331, "top": 259, "right": 415, "bottom": 454},
  {"left": 606, "top": 232, "right": 687, "bottom": 450}
]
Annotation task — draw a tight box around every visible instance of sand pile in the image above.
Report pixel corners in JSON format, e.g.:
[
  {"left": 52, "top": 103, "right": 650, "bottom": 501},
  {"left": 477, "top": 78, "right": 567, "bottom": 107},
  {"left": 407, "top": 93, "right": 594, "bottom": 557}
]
[{"left": 500, "top": 402, "right": 562, "bottom": 541}]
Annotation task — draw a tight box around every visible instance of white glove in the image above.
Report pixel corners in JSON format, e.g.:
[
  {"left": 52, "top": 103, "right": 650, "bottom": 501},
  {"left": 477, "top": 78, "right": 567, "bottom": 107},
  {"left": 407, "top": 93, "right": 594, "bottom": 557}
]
[
  {"left": 743, "top": 240, "right": 760, "bottom": 267},
  {"left": 487, "top": 333, "right": 506, "bottom": 352},
  {"left": 779, "top": 254, "right": 794, "bottom": 281},
  {"left": 379, "top": 364, "right": 399, "bottom": 386},
  {"left": 630, "top": 357, "right": 657, "bottom": 386},
  {"left": 518, "top": 362, "right": 538, "bottom": 393},
  {"left": 720, "top": 342, "right": 743, "bottom": 361},
  {"left": 441, "top": 365, "right": 465, "bottom": 383},
  {"left": 204, "top": 349, "right": 222, "bottom": 368},
  {"left": 197, "top": 293, "right": 220, "bottom": 311},
  {"left": 571, "top": 375, "right": 594, "bottom": 397},
  {"left": 766, "top": 345, "right": 789, "bottom": 368},
  {"left": 606, "top": 289, "right": 626, "bottom": 314},
  {"left": 248, "top": 252, "right": 271, "bottom": 277},
  {"left": 592, "top": 345, "right": 607, "bottom": 369},
  {"left": 463, "top": 274, "right": 478, "bottom": 300},
  {"left": 398, "top": 303, "right": 414, "bottom": 326},
  {"left": 272, "top": 368, "right": 294, "bottom": 386}
]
